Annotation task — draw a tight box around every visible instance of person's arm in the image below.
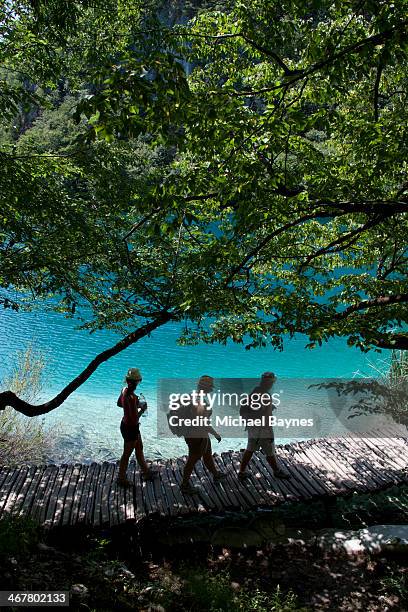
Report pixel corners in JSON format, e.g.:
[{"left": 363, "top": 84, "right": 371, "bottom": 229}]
[{"left": 208, "top": 426, "right": 222, "bottom": 442}]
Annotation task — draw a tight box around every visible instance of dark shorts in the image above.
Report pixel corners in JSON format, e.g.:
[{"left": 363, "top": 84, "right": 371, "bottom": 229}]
[
  {"left": 120, "top": 419, "right": 140, "bottom": 443},
  {"left": 184, "top": 436, "right": 210, "bottom": 457}
]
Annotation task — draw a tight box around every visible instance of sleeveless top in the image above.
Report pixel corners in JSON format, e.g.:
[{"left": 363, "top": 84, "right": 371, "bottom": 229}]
[{"left": 119, "top": 388, "right": 140, "bottom": 427}]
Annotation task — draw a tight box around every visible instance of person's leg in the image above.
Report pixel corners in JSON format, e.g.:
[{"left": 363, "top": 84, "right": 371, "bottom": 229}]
[
  {"left": 238, "top": 449, "right": 253, "bottom": 474},
  {"left": 181, "top": 438, "right": 202, "bottom": 486},
  {"left": 118, "top": 440, "right": 134, "bottom": 482},
  {"left": 264, "top": 440, "right": 290, "bottom": 478},
  {"left": 134, "top": 434, "right": 149, "bottom": 476},
  {"left": 202, "top": 438, "right": 222, "bottom": 477}
]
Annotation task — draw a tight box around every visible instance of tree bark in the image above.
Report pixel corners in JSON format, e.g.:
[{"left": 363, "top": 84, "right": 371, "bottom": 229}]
[{"left": 0, "top": 311, "right": 173, "bottom": 417}]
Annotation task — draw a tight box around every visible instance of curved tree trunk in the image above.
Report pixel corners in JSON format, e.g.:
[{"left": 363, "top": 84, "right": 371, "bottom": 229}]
[{"left": 0, "top": 311, "right": 172, "bottom": 417}]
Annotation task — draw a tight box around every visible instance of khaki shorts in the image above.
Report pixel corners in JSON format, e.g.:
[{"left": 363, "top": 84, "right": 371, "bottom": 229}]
[
  {"left": 246, "top": 436, "right": 275, "bottom": 456},
  {"left": 185, "top": 436, "right": 210, "bottom": 457}
]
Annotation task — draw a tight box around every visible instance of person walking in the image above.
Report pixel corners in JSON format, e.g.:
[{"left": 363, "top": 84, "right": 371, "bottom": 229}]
[
  {"left": 180, "top": 375, "right": 227, "bottom": 495},
  {"left": 117, "top": 367, "right": 154, "bottom": 487},
  {"left": 238, "top": 372, "right": 290, "bottom": 481}
]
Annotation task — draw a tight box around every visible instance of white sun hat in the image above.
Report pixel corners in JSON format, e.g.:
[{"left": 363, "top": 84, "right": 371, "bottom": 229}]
[{"left": 124, "top": 367, "right": 142, "bottom": 382}]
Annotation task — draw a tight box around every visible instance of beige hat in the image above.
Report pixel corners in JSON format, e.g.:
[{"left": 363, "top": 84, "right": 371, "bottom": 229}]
[
  {"left": 261, "top": 371, "right": 276, "bottom": 380},
  {"left": 124, "top": 367, "right": 142, "bottom": 382}
]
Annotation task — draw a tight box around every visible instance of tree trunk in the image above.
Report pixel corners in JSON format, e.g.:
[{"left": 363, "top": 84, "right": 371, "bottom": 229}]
[{"left": 0, "top": 311, "right": 172, "bottom": 416}]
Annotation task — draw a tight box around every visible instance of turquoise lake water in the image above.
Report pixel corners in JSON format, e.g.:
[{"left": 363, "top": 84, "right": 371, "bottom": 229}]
[{"left": 0, "top": 306, "right": 390, "bottom": 462}]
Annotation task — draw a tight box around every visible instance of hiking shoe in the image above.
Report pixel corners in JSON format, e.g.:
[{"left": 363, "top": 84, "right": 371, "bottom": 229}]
[
  {"left": 180, "top": 482, "right": 200, "bottom": 496},
  {"left": 238, "top": 472, "right": 251, "bottom": 482},
  {"left": 213, "top": 471, "right": 227, "bottom": 482},
  {"left": 274, "top": 468, "right": 291, "bottom": 479},
  {"left": 142, "top": 469, "right": 158, "bottom": 482},
  {"left": 117, "top": 477, "right": 133, "bottom": 488}
]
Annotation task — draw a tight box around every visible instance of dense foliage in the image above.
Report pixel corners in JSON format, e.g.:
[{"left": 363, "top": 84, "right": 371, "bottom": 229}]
[{"left": 0, "top": 0, "right": 407, "bottom": 413}]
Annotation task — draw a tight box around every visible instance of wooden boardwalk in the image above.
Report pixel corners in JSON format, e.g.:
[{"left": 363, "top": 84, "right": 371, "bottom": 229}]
[{"left": 0, "top": 426, "right": 407, "bottom": 529}]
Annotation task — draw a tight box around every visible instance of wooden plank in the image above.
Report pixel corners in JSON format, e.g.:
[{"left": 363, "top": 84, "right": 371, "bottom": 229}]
[
  {"left": 169, "top": 458, "right": 196, "bottom": 513},
  {"left": 29, "top": 466, "right": 58, "bottom": 524},
  {"left": 275, "top": 448, "right": 316, "bottom": 499},
  {"left": 340, "top": 436, "right": 397, "bottom": 485},
  {"left": 250, "top": 453, "right": 286, "bottom": 504},
  {"left": 0, "top": 466, "right": 10, "bottom": 490},
  {"left": 9, "top": 466, "right": 36, "bottom": 516},
  {"left": 61, "top": 465, "right": 82, "bottom": 526},
  {"left": 19, "top": 466, "right": 45, "bottom": 520},
  {"left": 53, "top": 465, "right": 75, "bottom": 528},
  {"left": 43, "top": 466, "right": 67, "bottom": 528},
  {"left": 122, "top": 461, "right": 136, "bottom": 522},
  {"left": 300, "top": 442, "right": 348, "bottom": 494},
  {"left": 93, "top": 462, "right": 109, "bottom": 526},
  {"left": 228, "top": 450, "right": 271, "bottom": 506},
  {"left": 69, "top": 464, "right": 89, "bottom": 526},
  {"left": 154, "top": 459, "right": 173, "bottom": 516},
  {"left": 333, "top": 436, "right": 392, "bottom": 489},
  {"left": 367, "top": 437, "right": 408, "bottom": 471},
  {"left": 149, "top": 460, "right": 167, "bottom": 517},
  {"left": 357, "top": 437, "right": 408, "bottom": 477},
  {"left": 85, "top": 463, "right": 102, "bottom": 525},
  {"left": 116, "top": 464, "right": 127, "bottom": 524},
  {"left": 288, "top": 442, "right": 334, "bottom": 496},
  {"left": 99, "top": 462, "right": 117, "bottom": 525},
  {"left": 319, "top": 439, "right": 372, "bottom": 493},
  {"left": 108, "top": 462, "right": 121, "bottom": 526},
  {"left": 160, "top": 459, "right": 186, "bottom": 516},
  {"left": 281, "top": 444, "right": 328, "bottom": 496},
  {"left": 256, "top": 452, "right": 300, "bottom": 502},
  {"left": 1, "top": 466, "right": 30, "bottom": 517},
  {"left": 177, "top": 457, "right": 207, "bottom": 513},
  {"left": 213, "top": 454, "right": 250, "bottom": 509},
  {"left": 306, "top": 441, "right": 358, "bottom": 493},
  {"left": 222, "top": 451, "right": 265, "bottom": 507},
  {"left": 193, "top": 459, "right": 225, "bottom": 511},
  {"left": 326, "top": 437, "right": 386, "bottom": 490},
  {"left": 0, "top": 467, "right": 24, "bottom": 516},
  {"left": 77, "top": 463, "right": 97, "bottom": 524}
]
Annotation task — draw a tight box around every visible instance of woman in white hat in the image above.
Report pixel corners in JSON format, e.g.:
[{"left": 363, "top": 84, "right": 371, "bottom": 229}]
[{"left": 117, "top": 367, "right": 153, "bottom": 486}]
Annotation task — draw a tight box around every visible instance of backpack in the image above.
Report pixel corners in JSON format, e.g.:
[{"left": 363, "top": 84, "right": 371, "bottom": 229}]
[{"left": 167, "top": 400, "right": 196, "bottom": 438}]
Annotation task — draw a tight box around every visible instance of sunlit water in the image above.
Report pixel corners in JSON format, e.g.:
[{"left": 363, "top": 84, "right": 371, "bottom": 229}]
[{"left": 0, "top": 306, "right": 390, "bottom": 462}]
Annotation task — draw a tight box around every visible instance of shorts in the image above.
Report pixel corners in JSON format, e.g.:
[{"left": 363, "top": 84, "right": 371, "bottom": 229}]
[
  {"left": 246, "top": 436, "right": 275, "bottom": 456},
  {"left": 120, "top": 419, "right": 140, "bottom": 442},
  {"left": 184, "top": 436, "right": 210, "bottom": 457}
]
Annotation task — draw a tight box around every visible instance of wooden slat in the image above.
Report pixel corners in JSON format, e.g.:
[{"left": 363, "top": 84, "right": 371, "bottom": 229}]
[
  {"left": 85, "top": 463, "right": 102, "bottom": 525},
  {"left": 213, "top": 454, "right": 250, "bottom": 509},
  {"left": 61, "top": 465, "right": 81, "bottom": 526},
  {"left": 70, "top": 464, "right": 89, "bottom": 526},
  {"left": 256, "top": 452, "right": 300, "bottom": 502},
  {"left": 193, "top": 459, "right": 225, "bottom": 511},
  {"left": 160, "top": 459, "right": 186, "bottom": 516},
  {"left": 250, "top": 453, "right": 286, "bottom": 504},
  {"left": 222, "top": 451, "right": 264, "bottom": 507},
  {"left": 288, "top": 443, "right": 333, "bottom": 496},
  {"left": 281, "top": 445, "right": 328, "bottom": 496},
  {"left": 1, "top": 466, "right": 30, "bottom": 516},
  {"left": 19, "top": 466, "right": 45, "bottom": 519},
  {"left": 100, "top": 463, "right": 118, "bottom": 525},
  {"left": 169, "top": 458, "right": 196, "bottom": 513},
  {"left": 0, "top": 466, "right": 25, "bottom": 516},
  {"left": 177, "top": 457, "right": 207, "bottom": 513},
  {"left": 299, "top": 442, "right": 348, "bottom": 494},
  {"left": 93, "top": 462, "right": 109, "bottom": 526},
  {"left": 108, "top": 462, "right": 121, "bottom": 526},
  {"left": 53, "top": 465, "right": 75, "bottom": 528},
  {"left": 333, "top": 436, "right": 392, "bottom": 489},
  {"left": 29, "top": 466, "right": 58, "bottom": 524},
  {"left": 318, "top": 440, "right": 372, "bottom": 493},
  {"left": 151, "top": 460, "right": 168, "bottom": 517},
  {"left": 77, "top": 463, "right": 97, "bottom": 524}
]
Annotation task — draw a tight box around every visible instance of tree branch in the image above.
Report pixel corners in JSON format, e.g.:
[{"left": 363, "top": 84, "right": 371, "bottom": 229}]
[
  {"left": 335, "top": 294, "right": 408, "bottom": 321},
  {"left": 0, "top": 311, "right": 173, "bottom": 416}
]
